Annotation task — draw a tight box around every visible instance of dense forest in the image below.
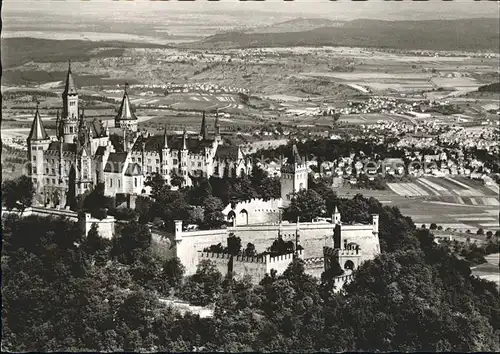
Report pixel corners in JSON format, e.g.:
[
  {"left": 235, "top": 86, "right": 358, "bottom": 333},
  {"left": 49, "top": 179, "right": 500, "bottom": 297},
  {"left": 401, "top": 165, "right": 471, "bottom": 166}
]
[{"left": 2, "top": 177, "right": 500, "bottom": 351}]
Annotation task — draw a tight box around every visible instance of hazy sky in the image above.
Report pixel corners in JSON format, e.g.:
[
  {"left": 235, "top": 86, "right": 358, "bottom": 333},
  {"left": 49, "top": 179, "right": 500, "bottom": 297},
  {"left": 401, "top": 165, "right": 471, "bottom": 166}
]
[{"left": 3, "top": 0, "right": 499, "bottom": 21}]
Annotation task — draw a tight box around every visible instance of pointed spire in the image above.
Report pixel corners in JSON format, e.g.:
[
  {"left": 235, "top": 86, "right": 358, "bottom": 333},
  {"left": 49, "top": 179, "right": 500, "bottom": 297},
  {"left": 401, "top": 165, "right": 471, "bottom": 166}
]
[
  {"left": 163, "top": 125, "right": 169, "bottom": 149},
  {"left": 288, "top": 144, "right": 303, "bottom": 165},
  {"left": 200, "top": 111, "right": 208, "bottom": 140},
  {"left": 63, "top": 60, "right": 77, "bottom": 95},
  {"left": 182, "top": 128, "right": 188, "bottom": 150},
  {"left": 56, "top": 109, "right": 61, "bottom": 140},
  {"left": 115, "top": 84, "right": 137, "bottom": 122},
  {"left": 28, "top": 104, "right": 49, "bottom": 141}
]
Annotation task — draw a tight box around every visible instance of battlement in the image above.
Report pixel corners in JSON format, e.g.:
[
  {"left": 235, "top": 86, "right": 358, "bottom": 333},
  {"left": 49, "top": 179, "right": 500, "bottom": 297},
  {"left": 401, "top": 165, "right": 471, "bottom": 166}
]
[
  {"left": 303, "top": 257, "right": 324, "bottom": 265},
  {"left": 281, "top": 163, "right": 307, "bottom": 174},
  {"left": 332, "top": 273, "right": 354, "bottom": 285},
  {"left": 198, "top": 249, "right": 303, "bottom": 265}
]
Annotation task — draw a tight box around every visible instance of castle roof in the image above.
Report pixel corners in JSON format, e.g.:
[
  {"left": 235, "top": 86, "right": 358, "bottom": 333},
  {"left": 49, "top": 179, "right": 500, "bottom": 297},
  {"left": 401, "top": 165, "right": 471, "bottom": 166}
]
[
  {"left": 28, "top": 107, "right": 49, "bottom": 141},
  {"left": 95, "top": 146, "right": 107, "bottom": 156},
  {"left": 104, "top": 152, "right": 128, "bottom": 173},
  {"left": 288, "top": 144, "right": 303, "bottom": 165},
  {"left": 124, "top": 163, "right": 142, "bottom": 176},
  {"left": 131, "top": 134, "right": 214, "bottom": 154},
  {"left": 115, "top": 88, "right": 138, "bottom": 122},
  {"left": 89, "top": 119, "right": 107, "bottom": 138},
  {"left": 47, "top": 141, "right": 77, "bottom": 154},
  {"left": 63, "top": 61, "right": 77, "bottom": 96},
  {"left": 215, "top": 146, "right": 241, "bottom": 160}
]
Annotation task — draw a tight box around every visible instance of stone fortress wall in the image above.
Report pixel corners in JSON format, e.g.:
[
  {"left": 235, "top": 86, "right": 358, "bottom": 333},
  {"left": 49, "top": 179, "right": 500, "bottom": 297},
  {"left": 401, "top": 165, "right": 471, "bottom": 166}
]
[
  {"left": 222, "top": 198, "right": 282, "bottom": 226},
  {"left": 198, "top": 250, "right": 305, "bottom": 284},
  {"left": 172, "top": 213, "right": 380, "bottom": 276}
]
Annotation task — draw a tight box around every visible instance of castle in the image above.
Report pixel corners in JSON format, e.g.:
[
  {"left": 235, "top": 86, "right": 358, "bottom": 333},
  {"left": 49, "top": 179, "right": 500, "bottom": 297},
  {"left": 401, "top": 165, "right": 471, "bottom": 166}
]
[
  {"left": 27, "top": 62, "right": 252, "bottom": 206},
  {"left": 169, "top": 206, "right": 380, "bottom": 286}
]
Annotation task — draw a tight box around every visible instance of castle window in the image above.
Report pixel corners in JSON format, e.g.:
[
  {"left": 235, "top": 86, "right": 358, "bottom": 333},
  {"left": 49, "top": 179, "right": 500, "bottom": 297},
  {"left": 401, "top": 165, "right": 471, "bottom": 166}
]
[
  {"left": 198, "top": 162, "right": 202, "bottom": 167},
  {"left": 38, "top": 146, "right": 43, "bottom": 150},
  {"left": 156, "top": 159, "right": 159, "bottom": 164},
  {"left": 173, "top": 159, "right": 178, "bottom": 165},
  {"left": 46, "top": 168, "right": 49, "bottom": 174},
  {"left": 132, "top": 157, "right": 136, "bottom": 162},
  {"left": 109, "top": 179, "right": 113, "bottom": 187},
  {"left": 52, "top": 179, "right": 56, "bottom": 184},
  {"left": 134, "top": 178, "right": 138, "bottom": 187},
  {"left": 33, "top": 156, "right": 36, "bottom": 161},
  {"left": 70, "top": 127, "right": 74, "bottom": 133},
  {"left": 138, "top": 158, "right": 141, "bottom": 163},
  {"left": 118, "top": 179, "right": 121, "bottom": 188},
  {"left": 33, "top": 167, "right": 37, "bottom": 174},
  {"left": 32, "top": 146, "right": 36, "bottom": 151},
  {"left": 156, "top": 167, "right": 159, "bottom": 173}
]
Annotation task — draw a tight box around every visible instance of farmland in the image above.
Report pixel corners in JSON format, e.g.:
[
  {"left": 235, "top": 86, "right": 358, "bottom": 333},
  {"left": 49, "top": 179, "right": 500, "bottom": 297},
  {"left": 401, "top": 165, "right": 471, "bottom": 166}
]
[{"left": 337, "top": 176, "right": 499, "bottom": 234}]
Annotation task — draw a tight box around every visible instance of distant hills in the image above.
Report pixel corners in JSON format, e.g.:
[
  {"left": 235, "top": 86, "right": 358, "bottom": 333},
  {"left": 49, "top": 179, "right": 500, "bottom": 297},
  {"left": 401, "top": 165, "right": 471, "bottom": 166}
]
[
  {"left": 247, "top": 18, "right": 344, "bottom": 34},
  {"left": 478, "top": 82, "right": 500, "bottom": 93},
  {"left": 195, "top": 18, "right": 500, "bottom": 52}
]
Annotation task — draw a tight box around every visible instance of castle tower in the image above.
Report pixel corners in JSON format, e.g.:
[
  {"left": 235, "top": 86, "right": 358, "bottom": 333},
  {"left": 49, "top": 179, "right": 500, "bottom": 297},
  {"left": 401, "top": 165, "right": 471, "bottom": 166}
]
[
  {"left": 199, "top": 111, "right": 208, "bottom": 140},
  {"left": 280, "top": 144, "right": 308, "bottom": 207},
  {"left": 332, "top": 206, "right": 342, "bottom": 225},
  {"left": 27, "top": 104, "right": 51, "bottom": 198},
  {"left": 179, "top": 129, "right": 189, "bottom": 186},
  {"left": 115, "top": 83, "right": 138, "bottom": 133},
  {"left": 61, "top": 60, "right": 79, "bottom": 143}
]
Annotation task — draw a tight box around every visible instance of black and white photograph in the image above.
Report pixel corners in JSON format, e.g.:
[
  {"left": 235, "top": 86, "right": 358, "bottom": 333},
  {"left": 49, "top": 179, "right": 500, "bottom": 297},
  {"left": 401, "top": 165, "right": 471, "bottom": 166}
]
[{"left": 1, "top": 0, "right": 499, "bottom": 351}]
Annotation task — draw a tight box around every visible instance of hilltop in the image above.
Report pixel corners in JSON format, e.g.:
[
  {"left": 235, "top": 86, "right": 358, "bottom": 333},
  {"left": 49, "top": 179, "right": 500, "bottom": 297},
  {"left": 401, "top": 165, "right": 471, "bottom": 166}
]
[
  {"left": 193, "top": 18, "right": 500, "bottom": 52},
  {"left": 247, "top": 18, "right": 345, "bottom": 34}
]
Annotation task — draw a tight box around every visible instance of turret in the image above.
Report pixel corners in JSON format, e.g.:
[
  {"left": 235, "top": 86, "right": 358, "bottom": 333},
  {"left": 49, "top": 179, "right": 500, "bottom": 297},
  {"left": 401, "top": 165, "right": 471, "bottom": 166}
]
[
  {"left": 61, "top": 61, "right": 79, "bottom": 143},
  {"left": 332, "top": 206, "right": 341, "bottom": 225},
  {"left": 280, "top": 144, "right": 308, "bottom": 207},
  {"left": 115, "top": 83, "right": 138, "bottom": 132},
  {"left": 174, "top": 220, "right": 183, "bottom": 242},
  {"left": 372, "top": 214, "right": 379, "bottom": 235},
  {"left": 179, "top": 129, "right": 189, "bottom": 186},
  {"left": 27, "top": 104, "right": 51, "bottom": 198}
]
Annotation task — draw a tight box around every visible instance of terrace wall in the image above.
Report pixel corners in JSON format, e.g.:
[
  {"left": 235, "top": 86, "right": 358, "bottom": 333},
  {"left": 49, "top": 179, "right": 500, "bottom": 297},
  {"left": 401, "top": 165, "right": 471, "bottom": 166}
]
[
  {"left": 174, "top": 218, "right": 380, "bottom": 276},
  {"left": 198, "top": 250, "right": 303, "bottom": 283}
]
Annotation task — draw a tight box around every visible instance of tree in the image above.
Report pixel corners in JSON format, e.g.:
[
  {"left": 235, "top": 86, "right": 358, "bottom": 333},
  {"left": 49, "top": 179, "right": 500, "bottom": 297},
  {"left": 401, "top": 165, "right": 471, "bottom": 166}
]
[
  {"left": 145, "top": 173, "right": 166, "bottom": 199},
  {"left": 244, "top": 243, "right": 256, "bottom": 257},
  {"left": 227, "top": 233, "right": 242, "bottom": 256},
  {"left": 161, "top": 257, "right": 185, "bottom": 291},
  {"left": 189, "top": 178, "right": 213, "bottom": 206},
  {"left": 170, "top": 170, "right": 184, "bottom": 188},
  {"left": 430, "top": 223, "right": 438, "bottom": 230},
  {"left": 1, "top": 176, "right": 35, "bottom": 213},
  {"left": 283, "top": 189, "right": 326, "bottom": 222},
  {"left": 180, "top": 260, "right": 223, "bottom": 306},
  {"left": 112, "top": 221, "right": 152, "bottom": 265},
  {"left": 486, "top": 231, "right": 493, "bottom": 239},
  {"left": 202, "top": 196, "right": 225, "bottom": 229},
  {"left": 477, "top": 228, "right": 484, "bottom": 235}
]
